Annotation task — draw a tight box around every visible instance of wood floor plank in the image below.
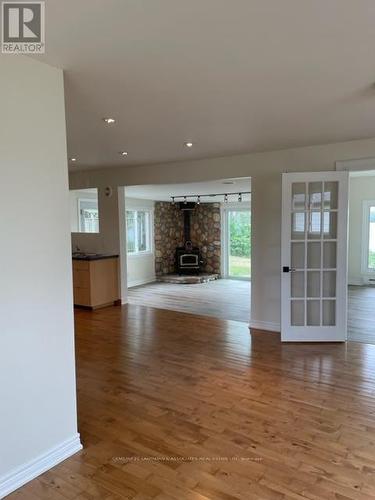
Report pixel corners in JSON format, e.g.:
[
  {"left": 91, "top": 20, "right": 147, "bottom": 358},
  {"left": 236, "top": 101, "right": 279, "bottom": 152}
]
[
  {"left": 7, "top": 304, "right": 375, "bottom": 499},
  {"left": 348, "top": 286, "right": 375, "bottom": 343},
  {"left": 127, "top": 279, "right": 251, "bottom": 323}
]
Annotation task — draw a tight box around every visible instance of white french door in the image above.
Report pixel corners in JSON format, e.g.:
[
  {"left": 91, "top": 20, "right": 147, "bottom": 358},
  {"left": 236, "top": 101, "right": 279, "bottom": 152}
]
[{"left": 281, "top": 171, "right": 348, "bottom": 342}]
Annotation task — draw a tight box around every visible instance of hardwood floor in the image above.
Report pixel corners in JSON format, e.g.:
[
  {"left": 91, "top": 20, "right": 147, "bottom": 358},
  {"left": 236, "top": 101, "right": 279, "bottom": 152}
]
[
  {"left": 128, "top": 279, "right": 251, "bottom": 323},
  {"left": 348, "top": 286, "right": 375, "bottom": 344},
  {"left": 9, "top": 304, "right": 375, "bottom": 499}
]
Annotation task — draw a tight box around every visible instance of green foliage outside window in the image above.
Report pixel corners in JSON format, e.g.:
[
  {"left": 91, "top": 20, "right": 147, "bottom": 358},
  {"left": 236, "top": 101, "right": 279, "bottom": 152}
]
[{"left": 229, "top": 211, "right": 251, "bottom": 258}]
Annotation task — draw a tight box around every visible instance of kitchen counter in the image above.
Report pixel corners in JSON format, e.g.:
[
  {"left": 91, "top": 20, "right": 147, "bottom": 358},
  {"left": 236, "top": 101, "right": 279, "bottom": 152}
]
[
  {"left": 72, "top": 255, "right": 120, "bottom": 308},
  {"left": 72, "top": 253, "right": 119, "bottom": 261}
]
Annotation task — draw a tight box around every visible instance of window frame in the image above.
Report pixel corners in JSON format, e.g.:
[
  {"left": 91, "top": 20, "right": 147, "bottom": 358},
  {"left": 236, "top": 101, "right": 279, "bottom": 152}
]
[
  {"left": 77, "top": 197, "right": 100, "bottom": 233},
  {"left": 361, "top": 200, "right": 375, "bottom": 274},
  {"left": 126, "top": 208, "right": 153, "bottom": 256}
]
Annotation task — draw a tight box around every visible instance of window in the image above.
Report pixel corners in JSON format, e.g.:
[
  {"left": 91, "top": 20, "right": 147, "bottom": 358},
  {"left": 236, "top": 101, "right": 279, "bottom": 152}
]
[
  {"left": 126, "top": 210, "right": 152, "bottom": 254},
  {"left": 362, "top": 201, "right": 375, "bottom": 273},
  {"left": 70, "top": 188, "right": 99, "bottom": 233},
  {"left": 370, "top": 206, "right": 375, "bottom": 270},
  {"left": 79, "top": 199, "right": 99, "bottom": 233},
  {"left": 293, "top": 212, "right": 331, "bottom": 236}
]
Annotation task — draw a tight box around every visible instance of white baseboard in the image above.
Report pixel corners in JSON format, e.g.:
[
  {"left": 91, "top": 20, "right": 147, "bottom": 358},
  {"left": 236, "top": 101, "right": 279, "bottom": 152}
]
[
  {"left": 0, "top": 433, "right": 82, "bottom": 499},
  {"left": 348, "top": 278, "right": 364, "bottom": 286},
  {"left": 249, "top": 320, "right": 280, "bottom": 333},
  {"left": 128, "top": 277, "right": 156, "bottom": 288}
]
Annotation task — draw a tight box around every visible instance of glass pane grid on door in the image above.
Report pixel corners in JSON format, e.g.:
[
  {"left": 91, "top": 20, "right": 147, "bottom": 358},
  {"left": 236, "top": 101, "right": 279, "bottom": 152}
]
[{"left": 290, "top": 181, "right": 338, "bottom": 327}]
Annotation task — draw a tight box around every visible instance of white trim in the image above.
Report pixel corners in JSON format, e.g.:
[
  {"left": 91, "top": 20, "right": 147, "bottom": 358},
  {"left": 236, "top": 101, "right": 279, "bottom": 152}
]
[
  {"left": 127, "top": 251, "right": 154, "bottom": 259},
  {"left": 128, "top": 277, "right": 156, "bottom": 288},
  {"left": 0, "top": 434, "right": 82, "bottom": 499},
  {"left": 118, "top": 187, "right": 128, "bottom": 304},
  {"left": 348, "top": 278, "right": 364, "bottom": 286},
  {"left": 361, "top": 200, "right": 375, "bottom": 275},
  {"left": 336, "top": 157, "right": 375, "bottom": 172},
  {"left": 249, "top": 320, "right": 280, "bottom": 333}
]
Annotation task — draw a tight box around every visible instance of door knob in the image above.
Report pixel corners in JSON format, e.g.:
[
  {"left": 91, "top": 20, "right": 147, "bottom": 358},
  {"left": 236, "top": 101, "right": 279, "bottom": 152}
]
[{"left": 282, "top": 266, "right": 296, "bottom": 273}]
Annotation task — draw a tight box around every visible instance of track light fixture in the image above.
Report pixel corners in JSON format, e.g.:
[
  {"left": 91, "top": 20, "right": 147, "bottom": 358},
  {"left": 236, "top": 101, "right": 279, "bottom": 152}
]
[{"left": 169, "top": 191, "right": 250, "bottom": 204}]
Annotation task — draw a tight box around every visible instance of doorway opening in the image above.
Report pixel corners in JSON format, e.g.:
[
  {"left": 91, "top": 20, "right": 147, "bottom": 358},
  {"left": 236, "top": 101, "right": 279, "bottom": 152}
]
[
  {"left": 223, "top": 206, "right": 251, "bottom": 280},
  {"left": 347, "top": 170, "right": 375, "bottom": 343},
  {"left": 121, "top": 177, "right": 251, "bottom": 324}
]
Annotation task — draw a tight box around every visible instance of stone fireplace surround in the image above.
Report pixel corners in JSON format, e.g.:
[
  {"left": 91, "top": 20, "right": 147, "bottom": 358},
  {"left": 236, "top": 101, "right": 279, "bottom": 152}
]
[{"left": 154, "top": 202, "right": 221, "bottom": 277}]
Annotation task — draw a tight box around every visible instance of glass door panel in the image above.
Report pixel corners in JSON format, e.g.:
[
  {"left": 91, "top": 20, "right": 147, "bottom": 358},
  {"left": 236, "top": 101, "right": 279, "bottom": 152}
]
[{"left": 227, "top": 210, "right": 251, "bottom": 279}]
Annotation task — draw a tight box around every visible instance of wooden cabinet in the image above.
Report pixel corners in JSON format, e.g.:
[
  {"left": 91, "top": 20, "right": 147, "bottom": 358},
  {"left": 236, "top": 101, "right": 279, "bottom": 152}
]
[{"left": 72, "top": 257, "right": 119, "bottom": 309}]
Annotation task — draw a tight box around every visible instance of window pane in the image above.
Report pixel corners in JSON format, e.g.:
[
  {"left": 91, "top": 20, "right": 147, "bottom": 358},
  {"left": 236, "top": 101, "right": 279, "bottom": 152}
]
[
  {"left": 307, "top": 242, "right": 320, "bottom": 269},
  {"left": 307, "top": 212, "right": 321, "bottom": 239},
  {"left": 291, "top": 300, "right": 304, "bottom": 326},
  {"left": 307, "top": 271, "right": 320, "bottom": 298},
  {"left": 323, "top": 300, "right": 336, "bottom": 326},
  {"left": 80, "top": 200, "right": 99, "bottom": 233},
  {"left": 292, "top": 183, "right": 306, "bottom": 210},
  {"left": 137, "top": 211, "right": 148, "bottom": 252},
  {"left": 323, "top": 182, "right": 338, "bottom": 209},
  {"left": 228, "top": 210, "right": 251, "bottom": 278},
  {"left": 307, "top": 300, "right": 320, "bottom": 326},
  {"left": 126, "top": 210, "right": 136, "bottom": 253},
  {"left": 292, "top": 212, "right": 305, "bottom": 239},
  {"left": 291, "top": 272, "right": 304, "bottom": 298},
  {"left": 323, "top": 211, "right": 337, "bottom": 239},
  {"left": 71, "top": 188, "right": 99, "bottom": 234},
  {"left": 369, "top": 207, "right": 375, "bottom": 270},
  {"left": 323, "top": 241, "right": 336, "bottom": 269},
  {"left": 308, "top": 182, "right": 322, "bottom": 210},
  {"left": 291, "top": 242, "right": 305, "bottom": 269}
]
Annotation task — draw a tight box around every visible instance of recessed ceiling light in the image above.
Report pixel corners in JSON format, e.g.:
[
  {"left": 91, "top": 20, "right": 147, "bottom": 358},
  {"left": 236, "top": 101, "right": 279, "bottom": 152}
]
[
  {"left": 184, "top": 142, "right": 193, "bottom": 148},
  {"left": 103, "top": 117, "right": 116, "bottom": 124},
  {"left": 119, "top": 151, "right": 128, "bottom": 156},
  {"left": 69, "top": 157, "right": 77, "bottom": 162}
]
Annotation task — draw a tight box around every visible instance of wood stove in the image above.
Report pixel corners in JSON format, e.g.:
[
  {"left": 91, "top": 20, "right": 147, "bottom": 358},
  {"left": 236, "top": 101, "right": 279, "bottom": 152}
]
[
  {"left": 175, "top": 202, "right": 203, "bottom": 274},
  {"left": 176, "top": 242, "right": 202, "bottom": 275}
]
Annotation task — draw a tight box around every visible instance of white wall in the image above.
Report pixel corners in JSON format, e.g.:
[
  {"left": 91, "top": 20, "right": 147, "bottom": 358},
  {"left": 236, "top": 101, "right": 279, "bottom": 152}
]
[
  {"left": 125, "top": 197, "right": 156, "bottom": 288},
  {"left": 70, "top": 137, "right": 375, "bottom": 331},
  {"left": 0, "top": 56, "right": 81, "bottom": 497},
  {"left": 348, "top": 175, "right": 375, "bottom": 284}
]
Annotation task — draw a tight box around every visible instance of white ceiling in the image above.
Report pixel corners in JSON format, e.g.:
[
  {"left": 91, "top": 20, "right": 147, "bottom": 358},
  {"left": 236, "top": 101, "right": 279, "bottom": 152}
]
[
  {"left": 37, "top": 0, "right": 375, "bottom": 170},
  {"left": 125, "top": 177, "right": 251, "bottom": 202}
]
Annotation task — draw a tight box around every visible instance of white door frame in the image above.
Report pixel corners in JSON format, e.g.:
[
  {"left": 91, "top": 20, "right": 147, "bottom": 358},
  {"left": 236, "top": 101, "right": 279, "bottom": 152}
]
[
  {"left": 221, "top": 202, "right": 251, "bottom": 280},
  {"left": 281, "top": 171, "right": 349, "bottom": 342}
]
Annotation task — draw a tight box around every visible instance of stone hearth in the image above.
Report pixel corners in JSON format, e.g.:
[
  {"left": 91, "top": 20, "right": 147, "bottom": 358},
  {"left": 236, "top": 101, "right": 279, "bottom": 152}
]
[
  {"left": 154, "top": 202, "right": 221, "bottom": 277},
  {"left": 157, "top": 273, "right": 219, "bottom": 284}
]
